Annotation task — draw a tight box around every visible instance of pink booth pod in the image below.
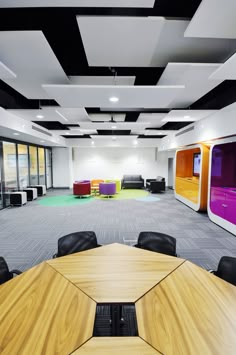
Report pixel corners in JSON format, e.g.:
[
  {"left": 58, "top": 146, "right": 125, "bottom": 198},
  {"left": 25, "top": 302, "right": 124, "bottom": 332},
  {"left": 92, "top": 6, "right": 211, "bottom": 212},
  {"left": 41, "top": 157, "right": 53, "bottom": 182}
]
[{"left": 73, "top": 180, "right": 91, "bottom": 196}]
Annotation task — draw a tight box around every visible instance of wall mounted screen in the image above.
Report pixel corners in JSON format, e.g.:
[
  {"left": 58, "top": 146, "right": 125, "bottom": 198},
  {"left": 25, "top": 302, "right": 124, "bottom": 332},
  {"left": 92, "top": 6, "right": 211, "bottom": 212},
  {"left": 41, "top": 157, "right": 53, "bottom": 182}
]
[{"left": 193, "top": 153, "right": 201, "bottom": 177}]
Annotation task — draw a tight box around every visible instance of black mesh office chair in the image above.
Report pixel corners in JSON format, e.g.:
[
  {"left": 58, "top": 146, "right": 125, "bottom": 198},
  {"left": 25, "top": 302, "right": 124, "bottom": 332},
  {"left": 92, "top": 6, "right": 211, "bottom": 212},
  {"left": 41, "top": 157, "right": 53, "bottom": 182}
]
[
  {"left": 211, "top": 256, "right": 236, "bottom": 286},
  {"left": 134, "top": 231, "right": 177, "bottom": 257},
  {"left": 53, "top": 231, "right": 101, "bottom": 258},
  {"left": 0, "top": 257, "right": 22, "bottom": 285}
]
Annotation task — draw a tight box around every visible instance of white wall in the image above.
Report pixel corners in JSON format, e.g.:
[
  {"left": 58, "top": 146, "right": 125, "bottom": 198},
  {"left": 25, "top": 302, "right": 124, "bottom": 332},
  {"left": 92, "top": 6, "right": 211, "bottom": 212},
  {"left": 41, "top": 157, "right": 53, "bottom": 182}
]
[
  {"left": 52, "top": 147, "right": 73, "bottom": 188},
  {"left": 72, "top": 147, "right": 163, "bottom": 182}
]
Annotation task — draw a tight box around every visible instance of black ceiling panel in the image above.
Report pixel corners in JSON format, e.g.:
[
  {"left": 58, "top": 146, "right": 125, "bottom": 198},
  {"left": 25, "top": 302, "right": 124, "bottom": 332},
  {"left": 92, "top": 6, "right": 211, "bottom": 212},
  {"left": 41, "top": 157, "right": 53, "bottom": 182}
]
[
  {"left": 160, "top": 122, "right": 194, "bottom": 130},
  {"left": 62, "top": 134, "right": 91, "bottom": 138},
  {"left": 138, "top": 135, "right": 166, "bottom": 139},
  {"left": 33, "top": 121, "right": 70, "bottom": 130}
]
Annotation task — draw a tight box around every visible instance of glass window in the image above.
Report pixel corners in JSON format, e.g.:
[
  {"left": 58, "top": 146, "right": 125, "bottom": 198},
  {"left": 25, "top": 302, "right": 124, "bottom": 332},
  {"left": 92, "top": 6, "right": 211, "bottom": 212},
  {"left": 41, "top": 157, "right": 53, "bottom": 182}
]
[
  {"left": 3, "top": 142, "right": 17, "bottom": 206},
  {"left": 38, "top": 147, "right": 45, "bottom": 185},
  {"left": 29, "top": 146, "right": 38, "bottom": 185},
  {"left": 46, "top": 149, "right": 52, "bottom": 188},
  {"left": 18, "top": 144, "right": 29, "bottom": 189}
]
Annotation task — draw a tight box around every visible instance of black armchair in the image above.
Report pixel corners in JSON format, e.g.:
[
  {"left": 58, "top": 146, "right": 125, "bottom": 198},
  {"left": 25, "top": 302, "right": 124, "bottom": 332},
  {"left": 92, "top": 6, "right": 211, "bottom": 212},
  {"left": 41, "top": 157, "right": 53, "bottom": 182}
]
[
  {"left": 134, "top": 231, "right": 177, "bottom": 257},
  {"left": 53, "top": 231, "right": 101, "bottom": 258},
  {"left": 0, "top": 257, "right": 22, "bottom": 285},
  {"left": 210, "top": 256, "right": 236, "bottom": 286},
  {"left": 146, "top": 176, "right": 165, "bottom": 193}
]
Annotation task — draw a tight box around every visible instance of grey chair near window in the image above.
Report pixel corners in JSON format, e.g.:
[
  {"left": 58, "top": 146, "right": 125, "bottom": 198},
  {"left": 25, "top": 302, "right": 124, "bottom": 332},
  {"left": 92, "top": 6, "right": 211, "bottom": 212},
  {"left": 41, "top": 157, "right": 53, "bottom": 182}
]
[
  {"left": 53, "top": 231, "right": 101, "bottom": 258},
  {"left": 0, "top": 257, "right": 22, "bottom": 285},
  {"left": 210, "top": 256, "right": 236, "bottom": 286},
  {"left": 134, "top": 231, "right": 177, "bottom": 257}
]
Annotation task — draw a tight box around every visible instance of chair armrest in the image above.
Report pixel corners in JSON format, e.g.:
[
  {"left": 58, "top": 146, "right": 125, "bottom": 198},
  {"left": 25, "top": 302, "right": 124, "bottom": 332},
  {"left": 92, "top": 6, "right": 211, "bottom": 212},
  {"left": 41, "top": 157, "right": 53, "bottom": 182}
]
[
  {"left": 53, "top": 253, "right": 58, "bottom": 258},
  {"left": 208, "top": 270, "right": 215, "bottom": 274},
  {"left": 146, "top": 179, "right": 156, "bottom": 183},
  {"left": 10, "top": 269, "right": 22, "bottom": 275}
]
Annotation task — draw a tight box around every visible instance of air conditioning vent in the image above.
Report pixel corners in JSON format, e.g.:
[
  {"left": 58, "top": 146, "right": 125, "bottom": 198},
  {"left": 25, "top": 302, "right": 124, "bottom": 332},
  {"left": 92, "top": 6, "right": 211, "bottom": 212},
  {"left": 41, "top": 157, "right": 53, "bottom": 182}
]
[
  {"left": 32, "top": 125, "right": 52, "bottom": 136},
  {"left": 175, "top": 125, "right": 194, "bottom": 137}
]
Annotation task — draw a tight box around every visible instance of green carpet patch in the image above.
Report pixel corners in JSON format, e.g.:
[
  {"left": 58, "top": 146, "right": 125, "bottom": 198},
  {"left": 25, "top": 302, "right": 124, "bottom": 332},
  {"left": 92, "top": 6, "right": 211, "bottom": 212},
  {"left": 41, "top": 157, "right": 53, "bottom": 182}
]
[{"left": 37, "top": 194, "right": 93, "bottom": 207}]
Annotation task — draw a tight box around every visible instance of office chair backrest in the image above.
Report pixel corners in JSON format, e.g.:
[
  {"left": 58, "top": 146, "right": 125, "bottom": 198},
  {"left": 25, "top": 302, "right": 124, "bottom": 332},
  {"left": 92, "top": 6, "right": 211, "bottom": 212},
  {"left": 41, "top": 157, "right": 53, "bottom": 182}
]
[
  {"left": 0, "top": 257, "right": 13, "bottom": 285},
  {"left": 56, "top": 231, "right": 99, "bottom": 257},
  {"left": 136, "top": 231, "right": 177, "bottom": 257},
  {"left": 214, "top": 256, "right": 236, "bottom": 286}
]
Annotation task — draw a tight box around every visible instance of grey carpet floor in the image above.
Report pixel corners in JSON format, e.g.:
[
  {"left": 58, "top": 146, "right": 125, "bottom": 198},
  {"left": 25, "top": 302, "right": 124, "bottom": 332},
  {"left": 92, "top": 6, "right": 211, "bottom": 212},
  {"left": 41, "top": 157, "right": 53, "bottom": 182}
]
[{"left": 1, "top": 189, "right": 236, "bottom": 272}]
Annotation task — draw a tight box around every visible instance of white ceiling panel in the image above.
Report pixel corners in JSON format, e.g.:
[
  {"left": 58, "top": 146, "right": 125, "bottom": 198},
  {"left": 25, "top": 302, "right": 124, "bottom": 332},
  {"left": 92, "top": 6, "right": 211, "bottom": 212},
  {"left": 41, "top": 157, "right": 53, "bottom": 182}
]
[
  {"left": 137, "top": 113, "right": 166, "bottom": 127},
  {"left": 0, "top": 31, "right": 69, "bottom": 99},
  {"left": 0, "top": 0, "right": 155, "bottom": 8},
  {"left": 209, "top": 53, "right": 236, "bottom": 80},
  {"left": 0, "top": 61, "right": 16, "bottom": 79},
  {"left": 51, "top": 130, "right": 83, "bottom": 136},
  {"left": 78, "top": 122, "right": 149, "bottom": 130},
  {"left": 185, "top": 0, "right": 236, "bottom": 39},
  {"left": 89, "top": 114, "right": 126, "bottom": 122},
  {"left": 69, "top": 76, "right": 136, "bottom": 86},
  {"left": 42, "top": 84, "right": 185, "bottom": 108},
  {"left": 150, "top": 19, "right": 236, "bottom": 67},
  {"left": 7, "top": 108, "right": 90, "bottom": 124},
  {"left": 157, "top": 63, "right": 223, "bottom": 108},
  {"left": 162, "top": 110, "right": 216, "bottom": 122},
  {"left": 77, "top": 16, "right": 165, "bottom": 67}
]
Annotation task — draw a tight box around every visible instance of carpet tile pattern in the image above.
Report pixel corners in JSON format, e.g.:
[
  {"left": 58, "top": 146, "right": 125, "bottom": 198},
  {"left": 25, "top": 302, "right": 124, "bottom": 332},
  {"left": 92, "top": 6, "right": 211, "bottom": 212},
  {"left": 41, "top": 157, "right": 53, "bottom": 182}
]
[{"left": 0, "top": 189, "right": 235, "bottom": 273}]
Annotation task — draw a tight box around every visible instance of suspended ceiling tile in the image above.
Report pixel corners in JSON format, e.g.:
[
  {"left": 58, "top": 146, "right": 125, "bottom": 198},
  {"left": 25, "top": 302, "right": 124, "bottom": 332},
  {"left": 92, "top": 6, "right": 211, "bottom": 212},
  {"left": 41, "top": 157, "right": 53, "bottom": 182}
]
[
  {"left": 77, "top": 16, "right": 165, "bottom": 67},
  {"left": 0, "top": 31, "right": 69, "bottom": 99},
  {"left": 157, "top": 63, "right": 223, "bottom": 108},
  {"left": 79, "top": 122, "right": 148, "bottom": 130},
  {"left": 42, "top": 84, "right": 185, "bottom": 108},
  {"left": 150, "top": 19, "right": 236, "bottom": 67},
  {"left": 162, "top": 109, "right": 217, "bottom": 122},
  {"left": 69, "top": 76, "right": 136, "bottom": 86},
  {"left": 89, "top": 114, "right": 126, "bottom": 122},
  {"left": 0, "top": 0, "right": 155, "bottom": 7},
  {"left": 50, "top": 130, "right": 83, "bottom": 136},
  {"left": 184, "top": 0, "right": 236, "bottom": 39},
  {"left": 137, "top": 113, "right": 166, "bottom": 127},
  {"left": 209, "top": 53, "right": 236, "bottom": 80},
  {"left": 0, "top": 61, "right": 16, "bottom": 79},
  {"left": 7, "top": 108, "right": 90, "bottom": 124}
]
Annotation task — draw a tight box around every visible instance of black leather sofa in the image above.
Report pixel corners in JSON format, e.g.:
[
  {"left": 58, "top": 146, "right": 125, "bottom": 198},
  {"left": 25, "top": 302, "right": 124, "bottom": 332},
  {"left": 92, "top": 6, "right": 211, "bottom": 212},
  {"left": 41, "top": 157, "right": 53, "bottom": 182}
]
[
  {"left": 122, "top": 175, "right": 144, "bottom": 189},
  {"left": 146, "top": 176, "right": 166, "bottom": 193}
]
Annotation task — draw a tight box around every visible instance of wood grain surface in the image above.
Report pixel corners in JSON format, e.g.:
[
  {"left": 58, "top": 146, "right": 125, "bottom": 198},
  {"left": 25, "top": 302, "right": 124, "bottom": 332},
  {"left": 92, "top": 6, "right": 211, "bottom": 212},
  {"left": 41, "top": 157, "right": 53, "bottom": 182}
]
[
  {"left": 0, "top": 262, "right": 96, "bottom": 355},
  {"left": 47, "top": 243, "right": 185, "bottom": 302},
  {"left": 136, "top": 260, "right": 236, "bottom": 355},
  {"left": 72, "top": 337, "right": 161, "bottom": 354}
]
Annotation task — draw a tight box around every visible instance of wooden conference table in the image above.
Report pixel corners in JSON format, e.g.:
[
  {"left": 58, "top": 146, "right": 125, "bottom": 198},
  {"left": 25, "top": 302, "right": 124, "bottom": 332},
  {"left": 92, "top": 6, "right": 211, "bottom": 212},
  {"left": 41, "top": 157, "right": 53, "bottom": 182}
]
[{"left": 0, "top": 243, "right": 236, "bottom": 354}]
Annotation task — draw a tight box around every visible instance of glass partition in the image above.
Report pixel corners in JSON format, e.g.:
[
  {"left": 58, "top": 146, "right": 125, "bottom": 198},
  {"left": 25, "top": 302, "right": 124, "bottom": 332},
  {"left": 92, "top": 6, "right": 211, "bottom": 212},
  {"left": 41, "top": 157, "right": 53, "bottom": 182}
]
[
  {"left": 29, "top": 146, "right": 38, "bottom": 185},
  {"left": 18, "top": 144, "right": 29, "bottom": 189},
  {"left": 3, "top": 142, "right": 17, "bottom": 207},
  {"left": 38, "top": 147, "right": 46, "bottom": 185},
  {"left": 46, "top": 149, "right": 52, "bottom": 188}
]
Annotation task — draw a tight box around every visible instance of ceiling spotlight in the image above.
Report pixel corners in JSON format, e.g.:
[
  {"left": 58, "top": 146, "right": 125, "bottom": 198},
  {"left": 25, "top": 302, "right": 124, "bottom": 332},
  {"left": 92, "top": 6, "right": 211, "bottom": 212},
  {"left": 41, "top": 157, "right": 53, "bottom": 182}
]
[
  {"left": 133, "top": 140, "right": 138, "bottom": 145},
  {"left": 13, "top": 132, "right": 20, "bottom": 135},
  {"left": 109, "top": 97, "right": 119, "bottom": 103},
  {"left": 40, "top": 140, "right": 45, "bottom": 143},
  {"left": 184, "top": 115, "right": 190, "bottom": 119},
  {"left": 112, "top": 125, "right": 117, "bottom": 129},
  {"left": 91, "top": 141, "right": 94, "bottom": 145},
  {"left": 65, "top": 133, "right": 70, "bottom": 135},
  {"left": 36, "top": 114, "right": 44, "bottom": 119}
]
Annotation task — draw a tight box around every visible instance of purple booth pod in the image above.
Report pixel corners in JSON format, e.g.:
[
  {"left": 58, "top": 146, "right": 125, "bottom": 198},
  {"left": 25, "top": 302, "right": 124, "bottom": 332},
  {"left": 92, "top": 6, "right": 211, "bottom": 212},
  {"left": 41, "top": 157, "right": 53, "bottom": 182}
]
[{"left": 99, "top": 182, "right": 116, "bottom": 198}]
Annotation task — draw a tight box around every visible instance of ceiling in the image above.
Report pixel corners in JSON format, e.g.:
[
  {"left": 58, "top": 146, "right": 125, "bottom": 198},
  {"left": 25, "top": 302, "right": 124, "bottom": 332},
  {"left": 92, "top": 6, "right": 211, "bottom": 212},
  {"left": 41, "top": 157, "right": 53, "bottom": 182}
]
[{"left": 1, "top": 0, "right": 236, "bottom": 147}]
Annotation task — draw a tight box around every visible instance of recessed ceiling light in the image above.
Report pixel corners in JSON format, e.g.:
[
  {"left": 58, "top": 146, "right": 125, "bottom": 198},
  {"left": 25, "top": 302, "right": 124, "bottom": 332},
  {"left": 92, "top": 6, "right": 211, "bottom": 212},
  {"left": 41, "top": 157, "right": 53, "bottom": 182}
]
[
  {"left": 109, "top": 97, "right": 119, "bottom": 103},
  {"left": 40, "top": 140, "right": 45, "bottom": 143},
  {"left": 112, "top": 125, "right": 117, "bottom": 129},
  {"left": 13, "top": 132, "right": 20, "bottom": 135},
  {"left": 184, "top": 115, "right": 190, "bottom": 119},
  {"left": 65, "top": 132, "right": 70, "bottom": 135},
  {"left": 133, "top": 140, "right": 138, "bottom": 145},
  {"left": 91, "top": 141, "right": 94, "bottom": 145},
  {"left": 36, "top": 114, "right": 44, "bottom": 119}
]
